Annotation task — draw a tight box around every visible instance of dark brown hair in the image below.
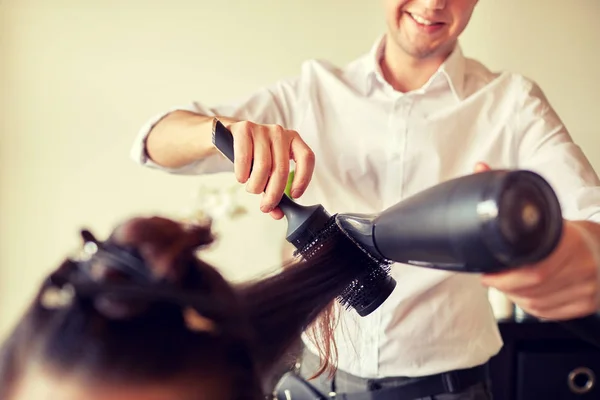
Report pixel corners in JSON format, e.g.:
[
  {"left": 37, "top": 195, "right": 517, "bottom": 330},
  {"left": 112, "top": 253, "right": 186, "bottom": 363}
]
[{"left": 0, "top": 216, "right": 365, "bottom": 399}]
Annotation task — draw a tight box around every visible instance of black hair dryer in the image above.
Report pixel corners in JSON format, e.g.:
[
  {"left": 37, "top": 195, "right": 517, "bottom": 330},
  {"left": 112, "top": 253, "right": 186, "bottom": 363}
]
[
  {"left": 336, "top": 169, "right": 564, "bottom": 273},
  {"left": 336, "top": 170, "right": 600, "bottom": 350}
]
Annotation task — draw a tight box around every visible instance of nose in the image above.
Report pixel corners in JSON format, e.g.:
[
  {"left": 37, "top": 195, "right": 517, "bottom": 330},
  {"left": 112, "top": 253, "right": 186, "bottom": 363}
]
[{"left": 421, "top": 0, "right": 446, "bottom": 9}]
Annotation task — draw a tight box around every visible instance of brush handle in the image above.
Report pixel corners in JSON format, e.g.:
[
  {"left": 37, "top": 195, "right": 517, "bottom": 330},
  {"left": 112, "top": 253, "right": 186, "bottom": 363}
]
[
  {"left": 211, "top": 119, "right": 331, "bottom": 249},
  {"left": 211, "top": 118, "right": 236, "bottom": 163}
]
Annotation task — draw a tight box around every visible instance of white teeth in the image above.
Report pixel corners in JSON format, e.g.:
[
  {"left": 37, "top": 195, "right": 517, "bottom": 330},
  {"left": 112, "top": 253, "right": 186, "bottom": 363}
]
[{"left": 410, "top": 13, "right": 435, "bottom": 26}]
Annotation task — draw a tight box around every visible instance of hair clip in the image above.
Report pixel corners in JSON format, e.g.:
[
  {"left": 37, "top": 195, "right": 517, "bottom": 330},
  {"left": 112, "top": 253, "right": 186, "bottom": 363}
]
[
  {"left": 70, "top": 229, "right": 100, "bottom": 262},
  {"left": 40, "top": 283, "right": 75, "bottom": 310},
  {"left": 74, "top": 228, "right": 152, "bottom": 284}
]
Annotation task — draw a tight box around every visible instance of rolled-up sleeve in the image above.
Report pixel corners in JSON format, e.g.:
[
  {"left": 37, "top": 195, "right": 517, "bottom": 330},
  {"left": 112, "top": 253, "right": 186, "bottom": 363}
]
[
  {"left": 130, "top": 76, "right": 305, "bottom": 175},
  {"left": 516, "top": 78, "right": 600, "bottom": 223}
]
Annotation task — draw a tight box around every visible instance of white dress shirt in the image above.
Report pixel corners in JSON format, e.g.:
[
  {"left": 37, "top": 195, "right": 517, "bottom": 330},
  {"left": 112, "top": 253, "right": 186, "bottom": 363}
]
[{"left": 130, "top": 35, "right": 600, "bottom": 378}]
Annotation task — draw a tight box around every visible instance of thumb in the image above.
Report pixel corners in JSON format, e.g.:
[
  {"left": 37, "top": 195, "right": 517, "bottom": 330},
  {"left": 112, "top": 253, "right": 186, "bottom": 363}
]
[{"left": 474, "top": 162, "right": 491, "bottom": 173}]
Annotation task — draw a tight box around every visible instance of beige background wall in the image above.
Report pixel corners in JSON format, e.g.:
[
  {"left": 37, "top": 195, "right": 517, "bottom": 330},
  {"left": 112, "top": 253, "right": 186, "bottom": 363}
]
[{"left": 1, "top": 0, "right": 599, "bottom": 337}]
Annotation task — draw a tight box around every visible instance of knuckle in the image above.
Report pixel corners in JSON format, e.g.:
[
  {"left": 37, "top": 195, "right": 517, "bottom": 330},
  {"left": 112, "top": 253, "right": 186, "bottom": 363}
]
[
  {"left": 269, "top": 125, "right": 288, "bottom": 144},
  {"left": 254, "top": 123, "right": 269, "bottom": 134},
  {"left": 288, "top": 129, "right": 300, "bottom": 138},
  {"left": 262, "top": 194, "right": 276, "bottom": 205},
  {"left": 234, "top": 173, "right": 246, "bottom": 183},
  {"left": 526, "top": 269, "right": 546, "bottom": 286},
  {"left": 273, "top": 162, "right": 290, "bottom": 175},
  {"left": 523, "top": 298, "right": 545, "bottom": 315},
  {"left": 520, "top": 297, "right": 536, "bottom": 311},
  {"left": 287, "top": 129, "right": 301, "bottom": 142},
  {"left": 294, "top": 176, "right": 310, "bottom": 188},
  {"left": 234, "top": 120, "right": 254, "bottom": 134},
  {"left": 245, "top": 183, "right": 262, "bottom": 194},
  {"left": 302, "top": 148, "right": 316, "bottom": 163},
  {"left": 253, "top": 159, "right": 271, "bottom": 172}
]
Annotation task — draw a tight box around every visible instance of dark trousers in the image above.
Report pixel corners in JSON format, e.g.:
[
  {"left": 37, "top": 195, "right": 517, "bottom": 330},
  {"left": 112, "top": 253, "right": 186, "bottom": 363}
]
[{"left": 299, "top": 349, "right": 493, "bottom": 400}]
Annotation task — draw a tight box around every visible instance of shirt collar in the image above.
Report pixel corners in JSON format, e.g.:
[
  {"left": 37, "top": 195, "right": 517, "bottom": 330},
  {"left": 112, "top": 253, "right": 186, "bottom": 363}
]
[{"left": 362, "top": 34, "right": 466, "bottom": 101}]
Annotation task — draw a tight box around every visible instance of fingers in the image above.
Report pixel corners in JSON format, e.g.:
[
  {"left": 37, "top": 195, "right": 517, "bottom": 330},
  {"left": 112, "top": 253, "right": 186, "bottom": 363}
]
[
  {"left": 231, "top": 122, "right": 253, "bottom": 183},
  {"left": 507, "top": 281, "right": 599, "bottom": 320},
  {"left": 289, "top": 135, "right": 315, "bottom": 199},
  {"left": 474, "top": 162, "right": 491, "bottom": 173},
  {"left": 481, "top": 256, "right": 564, "bottom": 293},
  {"left": 483, "top": 264, "right": 569, "bottom": 299},
  {"left": 537, "top": 299, "right": 599, "bottom": 320},
  {"left": 482, "top": 221, "right": 600, "bottom": 320},
  {"left": 481, "top": 221, "right": 582, "bottom": 296},
  {"left": 269, "top": 207, "right": 284, "bottom": 220},
  {"left": 227, "top": 121, "right": 315, "bottom": 218},
  {"left": 481, "top": 251, "right": 571, "bottom": 297},
  {"left": 245, "top": 127, "right": 272, "bottom": 195},
  {"left": 262, "top": 127, "right": 290, "bottom": 212}
]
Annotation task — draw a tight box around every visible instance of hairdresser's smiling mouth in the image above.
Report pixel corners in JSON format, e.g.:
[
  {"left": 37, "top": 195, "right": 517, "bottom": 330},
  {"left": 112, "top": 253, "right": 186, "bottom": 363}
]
[{"left": 404, "top": 11, "right": 446, "bottom": 33}]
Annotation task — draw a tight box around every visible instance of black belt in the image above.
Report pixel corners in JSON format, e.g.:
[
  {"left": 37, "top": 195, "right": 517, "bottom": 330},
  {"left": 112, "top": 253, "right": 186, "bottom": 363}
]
[
  {"left": 274, "top": 363, "right": 489, "bottom": 400},
  {"left": 336, "top": 364, "right": 489, "bottom": 400}
]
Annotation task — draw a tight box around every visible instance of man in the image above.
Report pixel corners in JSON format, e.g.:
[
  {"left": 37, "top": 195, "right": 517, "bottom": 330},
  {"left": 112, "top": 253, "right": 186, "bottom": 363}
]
[{"left": 130, "top": 0, "right": 600, "bottom": 398}]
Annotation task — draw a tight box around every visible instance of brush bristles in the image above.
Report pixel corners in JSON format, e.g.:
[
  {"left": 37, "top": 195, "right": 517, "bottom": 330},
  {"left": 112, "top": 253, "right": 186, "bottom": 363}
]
[{"left": 295, "top": 216, "right": 393, "bottom": 315}]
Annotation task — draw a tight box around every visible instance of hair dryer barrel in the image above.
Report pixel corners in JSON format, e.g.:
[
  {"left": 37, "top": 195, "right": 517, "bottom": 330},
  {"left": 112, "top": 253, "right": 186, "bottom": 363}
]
[{"left": 337, "top": 170, "right": 564, "bottom": 273}]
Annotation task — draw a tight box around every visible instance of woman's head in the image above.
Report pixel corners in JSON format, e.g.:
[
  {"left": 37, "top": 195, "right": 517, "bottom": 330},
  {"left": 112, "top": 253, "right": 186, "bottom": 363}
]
[
  {"left": 0, "top": 216, "right": 262, "bottom": 400},
  {"left": 0, "top": 215, "right": 364, "bottom": 399}
]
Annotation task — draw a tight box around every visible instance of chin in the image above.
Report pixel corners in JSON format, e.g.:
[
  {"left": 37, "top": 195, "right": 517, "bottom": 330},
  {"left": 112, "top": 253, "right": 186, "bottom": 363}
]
[
  {"left": 402, "top": 45, "right": 439, "bottom": 59},
  {"left": 397, "top": 30, "right": 455, "bottom": 59},
  {"left": 389, "top": 34, "right": 435, "bottom": 59}
]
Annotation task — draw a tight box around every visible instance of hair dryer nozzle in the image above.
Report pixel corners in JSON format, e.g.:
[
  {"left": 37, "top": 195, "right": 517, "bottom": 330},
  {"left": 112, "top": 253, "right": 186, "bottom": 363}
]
[{"left": 486, "top": 170, "right": 563, "bottom": 266}]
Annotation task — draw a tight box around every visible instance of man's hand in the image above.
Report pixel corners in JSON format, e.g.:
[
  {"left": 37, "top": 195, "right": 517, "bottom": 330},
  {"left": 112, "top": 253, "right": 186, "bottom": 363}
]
[
  {"left": 475, "top": 162, "right": 600, "bottom": 320},
  {"left": 226, "top": 121, "right": 316, "bottom": 220}
]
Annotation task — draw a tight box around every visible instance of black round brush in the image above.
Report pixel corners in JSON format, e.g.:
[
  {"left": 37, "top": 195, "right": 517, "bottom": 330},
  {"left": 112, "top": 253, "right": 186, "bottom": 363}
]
[{"left": 212, "top": 119, "right": 396, "bottom": 317}]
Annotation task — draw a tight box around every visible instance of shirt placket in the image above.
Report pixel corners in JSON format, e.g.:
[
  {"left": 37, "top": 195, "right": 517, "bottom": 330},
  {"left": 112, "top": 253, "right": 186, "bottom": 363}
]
[
  {"left": 384, "top": 95, "right": 412, "bottom": 206},
  {"left": 363, "top": 95, "right": 412, "bottom": 378}
]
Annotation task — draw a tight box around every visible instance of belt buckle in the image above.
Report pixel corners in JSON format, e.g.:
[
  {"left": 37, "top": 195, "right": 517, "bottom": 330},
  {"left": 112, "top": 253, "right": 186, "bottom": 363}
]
[{"left": 442, "top": 371, "right": 462, "bottom": 393}]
